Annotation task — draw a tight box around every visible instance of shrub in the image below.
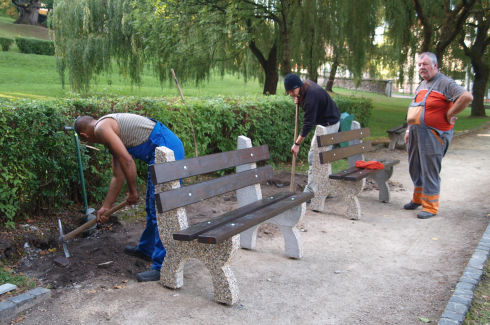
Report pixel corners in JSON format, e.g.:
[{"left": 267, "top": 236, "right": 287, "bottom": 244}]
[
  {"left": 14, "top": 37, "right": 55, "bottom": 56},
  {"left": 0, "top": 95, "right": 372, "bottom": 228},
  {"left": 0, "top": 37, "right": 13, "bottom": 52}
]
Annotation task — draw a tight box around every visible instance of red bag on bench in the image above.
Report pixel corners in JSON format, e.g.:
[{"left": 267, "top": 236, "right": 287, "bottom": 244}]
[{"left": 355, "top": 160, "right": 385, "bottom": 170}]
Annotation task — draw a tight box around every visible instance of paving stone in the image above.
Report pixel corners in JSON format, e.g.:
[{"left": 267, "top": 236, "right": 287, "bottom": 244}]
[
  {"left": 0, "top": 300, "right": 16, "bottom": 320},
  {"left": 438, "top": 318, "right": 459, "bottom": 325},
  {"left": 468, "top": 257, "right": 485, "bottom": 270},
  {"left": 27, "top": 287, "right": 50, "bottom": 298},
  {"left": 446, "top": 302, "right": 468, "bottom": 314},
  {"left": 455, "top": 282, "right": 475, "bottom": 291},
  {"left": 0, "top": 283, "right": 17, "bottom": 295},
  {"left": 0, "top": 287, "right": 51, "bottom": 322},
  {"left": 441, "top": 311, "right": 465, "bottom": 323},
  {"left": 453, "top": 288, "right": 474, "bottom": 300},
  {"left": 459, "top": 276, "right": 478, "bottom": 286},
  {"left": 463, "top": 268, "right": 483, "bottom": 281},
  {"left": 449, "top": 295, "right": 472, "bottom": 306},
  {"left": 9, "top": 292, "right": 34, "bottom": 308}
]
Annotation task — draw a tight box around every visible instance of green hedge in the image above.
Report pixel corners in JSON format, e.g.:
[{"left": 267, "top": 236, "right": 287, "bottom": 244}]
[
  {"left": 0, "top": 95, "right": 372, "bottom": 228},
  {"left": 14, "top": 37, "right": 55, "bottom": 56},
  {"left": 0, "top": 37, "right": 13, "bottom": 52}
]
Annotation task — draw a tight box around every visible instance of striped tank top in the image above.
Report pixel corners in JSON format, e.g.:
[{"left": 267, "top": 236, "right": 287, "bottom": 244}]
[{"left": 97, "top": 113, "right": 156, "bottom": 148}]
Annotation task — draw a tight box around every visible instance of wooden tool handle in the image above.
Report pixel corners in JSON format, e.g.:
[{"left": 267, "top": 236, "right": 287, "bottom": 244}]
[
  {"left": 64, "top": 201, "right": 128, "bottom": 241},
  {"left": 290, "top": 103, "right": 299, "bottom": 192}
]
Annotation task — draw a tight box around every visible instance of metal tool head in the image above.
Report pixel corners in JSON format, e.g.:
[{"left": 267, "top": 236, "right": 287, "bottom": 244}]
[{"left": 57, "top": 219, "right": 71, "bottom": 258}]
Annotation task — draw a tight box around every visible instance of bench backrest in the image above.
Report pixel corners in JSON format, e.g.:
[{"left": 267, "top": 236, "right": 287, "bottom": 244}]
[
  {"left": 317, "top": 128, "right": 371, "bottom": 164},
  {"left": 150, "top": 145, "right": 271, "bottom": 213}
]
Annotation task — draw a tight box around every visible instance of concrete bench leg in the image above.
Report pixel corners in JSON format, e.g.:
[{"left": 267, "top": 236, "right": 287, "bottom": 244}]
[
  {"left": 268, "top": 203, "right": 305, "bottom": 259},
  {"left": 369, "top": 166, "right": 395, "bottom": 203},
  {"left": 310, "top": 125, "right": 334, "bottom": 212},
  {"left": 329, "top": 178, "right": 364, "bottom": 220},
  {"left": 236, "top": 135, "right": 305, "bottom": 259},
  {"left": 155, "top": 147, "right": 239, "bottom": 305}
]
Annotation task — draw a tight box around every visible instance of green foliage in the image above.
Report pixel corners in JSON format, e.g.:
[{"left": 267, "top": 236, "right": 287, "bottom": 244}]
[
  {"left": 0, "top": 94, "right": 372, "bottom": 227},
  {"left": 333, "top": 96, "right": 373, "bottom": 127},
  {"left": 15, "top": 37, "right": 54, "bottom": 55},
  {"left": 0, "top": 36, "right": 12, "bottom": 51},
  {"left": 0, "top": 265, "right": 36, "bottom": 289},
  {"left": 0, "top": 98, "right": 111, "bottom": 228}
]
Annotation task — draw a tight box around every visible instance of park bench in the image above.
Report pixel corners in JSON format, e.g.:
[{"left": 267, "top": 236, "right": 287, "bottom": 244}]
[
  {"left": 149, "top": 135, "right": 313, "bottom": 305},
  {"left": 386, "top": 123, "right": 407, "bottom": 150},
  {"left": 309, "top": 122, "right": 399, "bottom": 219}
]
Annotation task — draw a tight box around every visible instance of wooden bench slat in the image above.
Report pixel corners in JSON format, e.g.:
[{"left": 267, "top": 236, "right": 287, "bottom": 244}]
[
  {"left": 317, "top": 128, "right": 370, "bottom": 147},
  {"left": 197, "top": 192, "right": 314, "bottom": 244},
  {"left": 173, "top": 192, "right": 295, "bottom": 241},
  {"left": 319, "top": 142, "right": 372, "bottom": 164},
  {"left": 155, "top": 165, "right": 274, "bottom": 213},
  {"left": 150, "top": 145, "right": 270, "bottom": 184},
  {"left": 329, "top": 159, "right": 401, "bottom": 181},
  {"left": 330, "top": 167, "right": 377, "bottom": 181}
]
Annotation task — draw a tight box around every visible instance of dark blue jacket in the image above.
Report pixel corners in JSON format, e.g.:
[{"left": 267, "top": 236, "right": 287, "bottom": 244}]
[{"left": 299, "top": 80, "right": 340, "bottom": 137}]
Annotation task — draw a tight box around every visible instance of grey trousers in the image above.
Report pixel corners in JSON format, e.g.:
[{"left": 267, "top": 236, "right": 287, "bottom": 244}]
[{"left": 304, "top": 122, "right": 340, "bottom": 194}]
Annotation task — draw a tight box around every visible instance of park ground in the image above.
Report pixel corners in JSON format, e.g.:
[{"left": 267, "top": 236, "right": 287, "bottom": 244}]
[{"left": 3, "top": 123, "right": 488, "bottom": 324}]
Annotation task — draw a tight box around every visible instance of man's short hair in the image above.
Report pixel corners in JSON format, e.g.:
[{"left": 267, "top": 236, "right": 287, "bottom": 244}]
[
  {"left": 419, "top": 52, "right": 438, "bottom": 66},
  {"left": 74, "top": 116, "right": 94, "bottom": 134}
]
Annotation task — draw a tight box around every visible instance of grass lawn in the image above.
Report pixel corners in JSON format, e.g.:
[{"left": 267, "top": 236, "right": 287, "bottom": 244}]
[
  {"left": 0, "top": 15, "right": 51, "bottom": 42},
  {"left": 333, "top": 87, "right": 489, "bottom": 138},
  {"left": 0, "top": 13, "right": 488, "bottom": 136}
]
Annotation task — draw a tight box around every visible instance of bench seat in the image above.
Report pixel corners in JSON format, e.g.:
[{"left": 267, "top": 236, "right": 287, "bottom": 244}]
[
  {"left": 310, "top": 123, "right": 400, "bottom": 219},
  {"left": 386, "top": 123, "right": 407, "bottom": 150},
  {"left": 149, "top": 135, "right": 310, "bottom": 305}
]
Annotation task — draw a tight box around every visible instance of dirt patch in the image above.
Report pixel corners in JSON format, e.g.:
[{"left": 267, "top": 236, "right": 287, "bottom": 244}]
[{"left": 8, "top": 171, "right": 310, "bottom": 290}]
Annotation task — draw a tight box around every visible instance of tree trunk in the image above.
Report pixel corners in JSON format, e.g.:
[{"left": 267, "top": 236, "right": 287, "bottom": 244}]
[
  {"left": 249, "top": 39, "right": 279, "bottom": 95},
  {"left": 460, "top": 5, "right": 489, "bottom": 117},
  {"left": 325, "top": 57, "right": 339, "bottom": 92},
  {"left": 471, "top": 66, "right": 488, "bottom": 117},
  {"left": 13, "top": 0, "right": 40, "bottom": 25}
]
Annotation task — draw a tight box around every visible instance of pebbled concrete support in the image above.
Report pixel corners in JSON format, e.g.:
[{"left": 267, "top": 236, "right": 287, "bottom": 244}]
[
  {"left": 155, "top": 146, "right": 239, "bottom": 305},
  {"left": 236, "top": 135, "right": 305, "bottom": 259}
]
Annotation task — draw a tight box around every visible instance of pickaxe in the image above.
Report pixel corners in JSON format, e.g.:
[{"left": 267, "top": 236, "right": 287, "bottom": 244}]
[{"left": 58, "top": 201, "right": 128, "bottom": 258}]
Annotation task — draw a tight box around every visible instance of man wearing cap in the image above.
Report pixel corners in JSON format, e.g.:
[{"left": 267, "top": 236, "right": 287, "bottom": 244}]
[
  {"left": 284, "top": 73, "right": 341, "bottom": 195},
  {"left": 74, "top": 113, "right": 185, "bottom": 282}
]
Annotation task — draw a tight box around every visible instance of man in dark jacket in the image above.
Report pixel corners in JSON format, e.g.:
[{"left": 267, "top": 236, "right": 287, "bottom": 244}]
[{"left": 284, "top": 73, "right": 340, "bottom": 194}]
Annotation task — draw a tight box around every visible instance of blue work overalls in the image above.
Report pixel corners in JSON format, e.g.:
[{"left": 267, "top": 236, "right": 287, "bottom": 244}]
[
  {"left": 407, "top": 75, "right": 453, "bottom": 214},
  {"left": 126, "top": 121, "right": 184, "bottom": 271}
]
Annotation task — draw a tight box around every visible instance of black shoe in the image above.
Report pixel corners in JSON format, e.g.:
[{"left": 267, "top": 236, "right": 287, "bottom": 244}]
[
  {"left": 136, "top": 269, "right": 160, "bottom": 282},
  {"left": 403, "top": 201, "right": 421, "bottom": 210},
  {"left": 124, "top": 245, "right": 152, "bottom": 261},
  {"left": 417, "top": 211, "right": 436, "bottom": 219}
]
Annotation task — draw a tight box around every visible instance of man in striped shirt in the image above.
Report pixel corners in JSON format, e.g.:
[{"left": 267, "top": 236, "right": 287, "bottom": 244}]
[{"left": 75, "top": 113, "right": 184, "bottom": 281}]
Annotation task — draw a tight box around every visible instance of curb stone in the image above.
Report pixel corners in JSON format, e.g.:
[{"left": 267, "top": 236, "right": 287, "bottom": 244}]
[
  {"left": 438, "top": 223, "right": 490, "bottom": 325},
  {"left": 0, "top": 287, "right": 50, "bottom": 323}
]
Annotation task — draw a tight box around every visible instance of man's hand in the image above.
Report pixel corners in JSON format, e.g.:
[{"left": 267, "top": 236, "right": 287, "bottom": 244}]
[
  {"left": 404, "top": 131, "right": 409, "bottom": 145},
  {"left": 291, "top": 143, "right": 300, "bottom": 157},
  {"left": 446, "top": 113, "right": 458, "bottom": 125},
  {"left": 97, "top": 206, "right": 111, "bottom": 224},
  {"left": 126, "top": 191, "right": 139, "bottom": 205}
]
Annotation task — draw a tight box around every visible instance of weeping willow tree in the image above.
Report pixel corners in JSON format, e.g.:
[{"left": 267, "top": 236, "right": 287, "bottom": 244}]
[
  {"left": 383, "top": 0, "right": 487, "bottom": 115},
  {"left": 292, "top": 0, "right": 381, "bottom": 89},
  {"left": 51, "top": 0, "right": 143, "bottom": 93},
  {"left": 51, "top": 0, "right": 293, "bottom": 94}
]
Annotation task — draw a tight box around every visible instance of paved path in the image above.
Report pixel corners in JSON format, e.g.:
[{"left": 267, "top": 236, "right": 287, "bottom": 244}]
[{"left": 12, "top": 126, "right": 490, "bottom": 325}]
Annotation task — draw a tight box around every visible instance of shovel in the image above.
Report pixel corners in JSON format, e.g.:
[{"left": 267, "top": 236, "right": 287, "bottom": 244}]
[{"left": 58, "top": 201, "right": 128, "bottom": 259}]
